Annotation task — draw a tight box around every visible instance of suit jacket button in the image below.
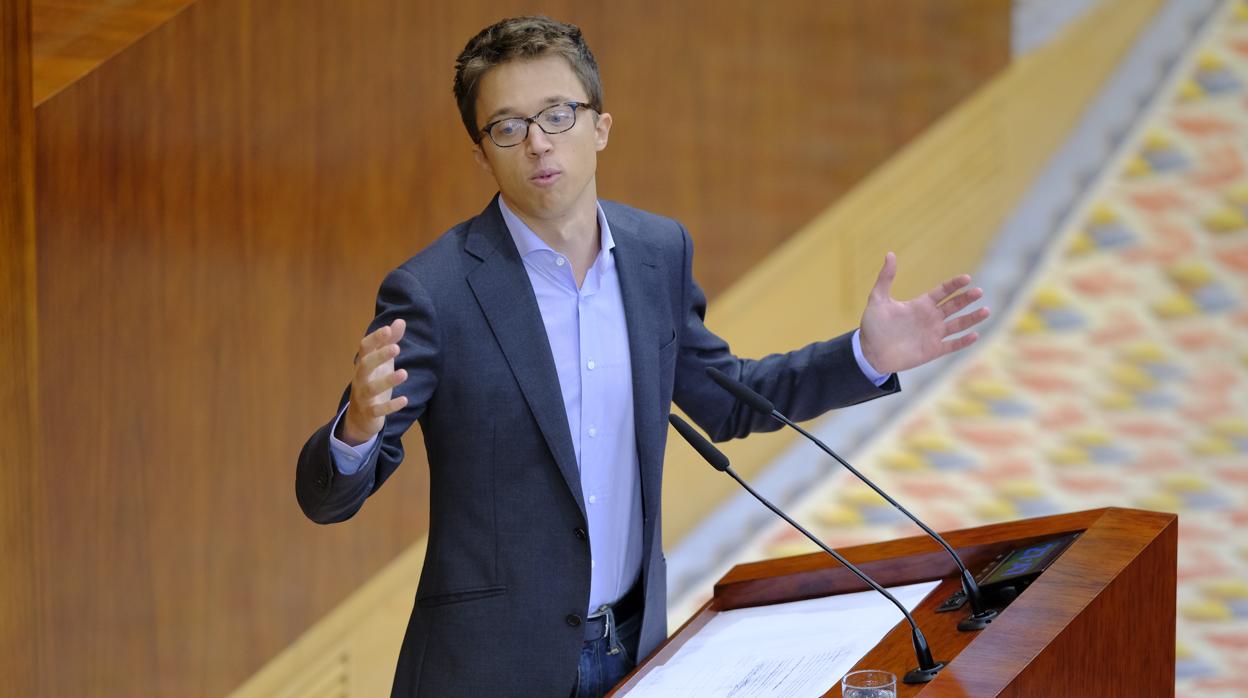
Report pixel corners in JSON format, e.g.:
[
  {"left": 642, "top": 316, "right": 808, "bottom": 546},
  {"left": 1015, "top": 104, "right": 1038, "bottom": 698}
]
[
  {"left": 566, "top": 614, "right": 582, "bottom": 627},
  {"left": 574, "top": 527, "right": 587, "bottom": 540},
  {"left": 316, "top": 476, "right": 328, "bottom": 487}
]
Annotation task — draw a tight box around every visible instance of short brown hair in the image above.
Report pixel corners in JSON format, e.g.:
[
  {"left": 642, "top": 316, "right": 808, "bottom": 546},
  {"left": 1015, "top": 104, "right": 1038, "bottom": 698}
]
[{"left": 453, "top": 16, "right": 604, "bottom": 142}]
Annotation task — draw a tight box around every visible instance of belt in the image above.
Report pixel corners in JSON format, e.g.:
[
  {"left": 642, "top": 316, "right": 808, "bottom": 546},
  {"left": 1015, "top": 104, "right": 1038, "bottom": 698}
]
[{"left": 583, "top": 582, "right": 643, "bottom": 642}]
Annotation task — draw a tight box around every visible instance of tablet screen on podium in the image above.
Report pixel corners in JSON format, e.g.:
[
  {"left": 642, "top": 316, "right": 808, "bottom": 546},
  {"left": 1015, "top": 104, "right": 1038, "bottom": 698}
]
[{"left": 978, "top": 532, "right": 1079, "bottom": 588}]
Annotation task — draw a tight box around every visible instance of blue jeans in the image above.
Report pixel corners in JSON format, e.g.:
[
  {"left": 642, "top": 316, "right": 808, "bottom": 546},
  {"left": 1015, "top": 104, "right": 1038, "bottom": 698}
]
[{"left": 572, "top": 607, "right": 641, "bottom": 698}]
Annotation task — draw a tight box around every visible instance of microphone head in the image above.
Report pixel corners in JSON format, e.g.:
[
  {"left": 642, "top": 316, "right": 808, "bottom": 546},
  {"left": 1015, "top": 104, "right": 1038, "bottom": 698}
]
[
  {"left": 667, "top": 414, "right": 731, "bottom": 472},
  {"left": 705, "top": 366, "right": 776, "bottom": 414}
]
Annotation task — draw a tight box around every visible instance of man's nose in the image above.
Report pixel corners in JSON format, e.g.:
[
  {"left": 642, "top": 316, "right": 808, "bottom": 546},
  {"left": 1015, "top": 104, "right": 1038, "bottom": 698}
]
[{"left": 524, "top": 122, "right": 554, "bottom": 154}]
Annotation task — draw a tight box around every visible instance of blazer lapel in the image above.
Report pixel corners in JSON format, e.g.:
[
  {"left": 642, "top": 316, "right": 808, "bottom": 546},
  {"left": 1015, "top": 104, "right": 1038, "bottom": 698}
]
[
  {"left": 608, "top": 210, "right": 670, "bottom": 547},
  {"left": 464, "top": 199, "right": 586, "bottom": 519}
]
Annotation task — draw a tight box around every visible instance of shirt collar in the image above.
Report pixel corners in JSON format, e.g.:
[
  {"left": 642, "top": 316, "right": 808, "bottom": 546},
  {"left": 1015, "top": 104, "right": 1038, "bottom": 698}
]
[{"left": 497, "top": 196, "right": 615, "bottom": 260}]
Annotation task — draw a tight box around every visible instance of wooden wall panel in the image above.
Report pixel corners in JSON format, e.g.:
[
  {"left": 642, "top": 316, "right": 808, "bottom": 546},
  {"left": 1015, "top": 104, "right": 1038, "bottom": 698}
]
[
  {"left": 30, "top": 0, "right": 1007, "bottom": 694},
  {"left": 31, "top": 0, "right": 197, "bottom": 105},
  {"left": 0, "top": 0, "right": 40, "bottom": 693},
  {"left": 596, "top": 0, "right": 1011, "bottom": 295}
]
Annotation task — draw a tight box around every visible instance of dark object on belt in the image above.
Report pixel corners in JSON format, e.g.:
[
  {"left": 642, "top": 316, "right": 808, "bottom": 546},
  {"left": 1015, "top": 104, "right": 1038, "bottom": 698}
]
[{"left": 583, "top": 582, "right": 643, "bottom": 641}]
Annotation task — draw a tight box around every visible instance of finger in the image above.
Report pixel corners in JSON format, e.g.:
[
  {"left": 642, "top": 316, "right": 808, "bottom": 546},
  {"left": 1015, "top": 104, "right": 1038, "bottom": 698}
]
[
  {"left": 358, "top": 342, "right": 400, "bottom": 376},
  {"left": 359, "top": 317, "right": 407, "bottom": 355},
  {"left": 925, "top": 274, "right": 972, "bottom": 304},
  {"left": 942, "top": 307, "right": 990, "bottom": 336},
  {"left": 359, "top": 324, "right": 391, "bottom": 355},
  {"left": 367, "top": 395, "right": 408, "bottom": 418},
  {"left": 363, "top": 367, "right": 407, "bottom": 396},
  {"left": 938, "top": 287, "right": 983, "bottom": 317},
  {"left": 389, "top": 318, "right": 406, "bottom": 344},
  {"left": 941, "top": 331, "right": 979, "bottom": 355},
  {"left": 870, "top": 252, "right": 897, "bottom": 301}
]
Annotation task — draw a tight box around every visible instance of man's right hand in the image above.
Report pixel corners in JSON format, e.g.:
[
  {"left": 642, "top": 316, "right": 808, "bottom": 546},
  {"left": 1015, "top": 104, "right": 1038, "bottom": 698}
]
[{"left": 338, "top": 318, "right": 410, "bottom": 446}]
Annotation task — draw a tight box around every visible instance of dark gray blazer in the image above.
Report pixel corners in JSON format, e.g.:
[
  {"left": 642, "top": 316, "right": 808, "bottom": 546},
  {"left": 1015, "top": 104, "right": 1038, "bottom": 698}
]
[{"left": 295, "top": 196, "right": 899, "bottom": 696}]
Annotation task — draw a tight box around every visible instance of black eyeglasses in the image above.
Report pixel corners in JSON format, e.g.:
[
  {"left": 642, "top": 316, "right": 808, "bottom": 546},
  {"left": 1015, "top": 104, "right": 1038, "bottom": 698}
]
[{"left": 479, "top": 102, "right": 594, "bottom": 148}]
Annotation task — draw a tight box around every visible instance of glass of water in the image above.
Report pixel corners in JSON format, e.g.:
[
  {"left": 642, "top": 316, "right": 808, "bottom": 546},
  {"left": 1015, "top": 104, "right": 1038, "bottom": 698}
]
[{"left": 842, "top": 669, "right": 896, "bottom": 698}]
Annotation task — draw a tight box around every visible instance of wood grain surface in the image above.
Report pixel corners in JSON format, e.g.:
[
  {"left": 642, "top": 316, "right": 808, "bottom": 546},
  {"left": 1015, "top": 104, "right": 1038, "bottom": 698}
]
[
  {"left": 27, "top": 1, "right": 1008, "bottom": 694},
  {"left": 612, "top": 508, "right": 1177, "bottom": 697},
  {"left": 31, "top": 0, "right": 196, "bottom": 105},
  {"left": 0, "top": 0, "right": 39, "bottom": 693}
]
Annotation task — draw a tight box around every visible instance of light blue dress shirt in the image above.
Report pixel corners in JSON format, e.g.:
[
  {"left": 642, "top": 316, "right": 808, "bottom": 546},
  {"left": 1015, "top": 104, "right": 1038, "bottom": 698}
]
[{"left": 329, "top": 198, "right": 890, "bottom": 614}]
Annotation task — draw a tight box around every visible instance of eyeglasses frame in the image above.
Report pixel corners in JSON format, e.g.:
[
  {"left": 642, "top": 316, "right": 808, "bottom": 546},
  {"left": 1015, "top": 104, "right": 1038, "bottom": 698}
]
[{"left": 478, "top": 101, "right": 595, "bottom": 148}]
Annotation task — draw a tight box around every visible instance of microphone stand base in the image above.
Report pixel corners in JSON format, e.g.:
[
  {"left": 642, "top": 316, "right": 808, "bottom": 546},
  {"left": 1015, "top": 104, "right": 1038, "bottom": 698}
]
[
  {"left": 957, "top": 608, "right": 999, "bottom": 631},
  {"left": 903, "top": 662, "right": 945, "bottom": 684}
]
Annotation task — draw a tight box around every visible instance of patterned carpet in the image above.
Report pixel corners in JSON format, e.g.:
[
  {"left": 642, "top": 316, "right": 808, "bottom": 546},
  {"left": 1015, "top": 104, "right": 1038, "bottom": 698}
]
[{"left": 680, "top": 2, "right": 1248, "bottom": 694}]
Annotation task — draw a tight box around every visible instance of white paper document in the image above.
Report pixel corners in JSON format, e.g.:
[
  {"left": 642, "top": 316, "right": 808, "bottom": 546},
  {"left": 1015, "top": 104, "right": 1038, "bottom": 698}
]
[{"left": 623, "top": 580, "right": 940, "bottom": 697}]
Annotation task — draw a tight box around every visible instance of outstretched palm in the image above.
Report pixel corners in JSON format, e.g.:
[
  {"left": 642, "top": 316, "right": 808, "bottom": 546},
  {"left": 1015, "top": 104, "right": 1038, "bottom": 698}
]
[{"left": 859, "top": 252, "right": 990, "bottom": 375}]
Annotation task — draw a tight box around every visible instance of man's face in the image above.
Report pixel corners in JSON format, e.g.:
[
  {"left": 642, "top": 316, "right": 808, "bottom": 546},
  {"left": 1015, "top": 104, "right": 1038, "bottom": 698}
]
[{"left": 471, "top": 54, "right": 612, "bottom": 223}]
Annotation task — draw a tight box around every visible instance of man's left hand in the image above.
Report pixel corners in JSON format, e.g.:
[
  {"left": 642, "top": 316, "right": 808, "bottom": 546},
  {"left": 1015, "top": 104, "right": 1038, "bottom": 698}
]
[{"left": 859, "top": 252, "right": 990, "bottom": 375}]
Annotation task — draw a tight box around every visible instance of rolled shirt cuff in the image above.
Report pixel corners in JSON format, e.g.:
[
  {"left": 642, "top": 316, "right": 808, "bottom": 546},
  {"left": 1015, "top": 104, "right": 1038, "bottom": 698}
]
[
  {"left": 329, "top": 404, "right": 380, "bottom": 475},
  {"left": 851, "top": 328, "right": 892, "bottom": 387}
]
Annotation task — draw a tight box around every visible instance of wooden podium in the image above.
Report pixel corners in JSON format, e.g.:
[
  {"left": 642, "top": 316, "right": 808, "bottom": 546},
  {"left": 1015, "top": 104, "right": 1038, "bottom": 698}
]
[{"left": 613, "top": 508, "right": 1176, "bottom": 696}]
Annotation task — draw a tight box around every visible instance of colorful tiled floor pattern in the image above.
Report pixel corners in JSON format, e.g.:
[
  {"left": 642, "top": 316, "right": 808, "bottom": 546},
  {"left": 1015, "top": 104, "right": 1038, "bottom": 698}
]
[{"left": 686, "top": 2, "right": 1248, "bottom": 694}]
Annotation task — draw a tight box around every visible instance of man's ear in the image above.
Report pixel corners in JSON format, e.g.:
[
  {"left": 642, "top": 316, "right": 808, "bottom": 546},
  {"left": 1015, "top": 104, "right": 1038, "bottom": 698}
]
[
  {"left": 593, "top": 112, "right": 612, "bottom": 152},
  {"left": 472, "top": 143, "right": 494, "bottom": 176}
]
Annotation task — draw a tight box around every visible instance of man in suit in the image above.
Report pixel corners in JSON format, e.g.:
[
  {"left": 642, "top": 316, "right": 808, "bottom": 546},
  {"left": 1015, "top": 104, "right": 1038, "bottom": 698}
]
[{"left": 295, "top": 15, "right": 988, "bottom": 698}]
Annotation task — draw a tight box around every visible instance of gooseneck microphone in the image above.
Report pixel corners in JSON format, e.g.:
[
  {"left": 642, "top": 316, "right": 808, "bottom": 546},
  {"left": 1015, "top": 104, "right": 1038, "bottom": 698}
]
[
  {"left": 705, "top": 366, "right": 999, "bottom": 632},
  {"left": 668, "top": 413, "right": 945, "bottom": 685}
]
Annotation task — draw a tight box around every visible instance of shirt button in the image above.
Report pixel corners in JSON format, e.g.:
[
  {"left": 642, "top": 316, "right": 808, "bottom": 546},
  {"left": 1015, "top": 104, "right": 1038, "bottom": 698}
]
[
  {"left": 566, "top": 613, "right": 582, "bottom": 627},
  {"left": 555, "top": 257, "right": 566, "bottom": 266},
  {"left": 588, "top": 494, "right": 597, "bottom": 504},
  {"left": 592, "top": 559, "right": 596, "bottom": 569},
  {"left": 587, "top": 360, "right": 596, "bottom": 370},
  {"left": 588, "top": 426, "right": 597, "bottom": 438}
]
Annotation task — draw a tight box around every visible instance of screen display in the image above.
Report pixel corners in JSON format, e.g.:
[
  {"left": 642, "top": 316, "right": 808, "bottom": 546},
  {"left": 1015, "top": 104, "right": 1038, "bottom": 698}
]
[{"left": 979, "top": 535, "right": 1077, "bottom": 587}]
